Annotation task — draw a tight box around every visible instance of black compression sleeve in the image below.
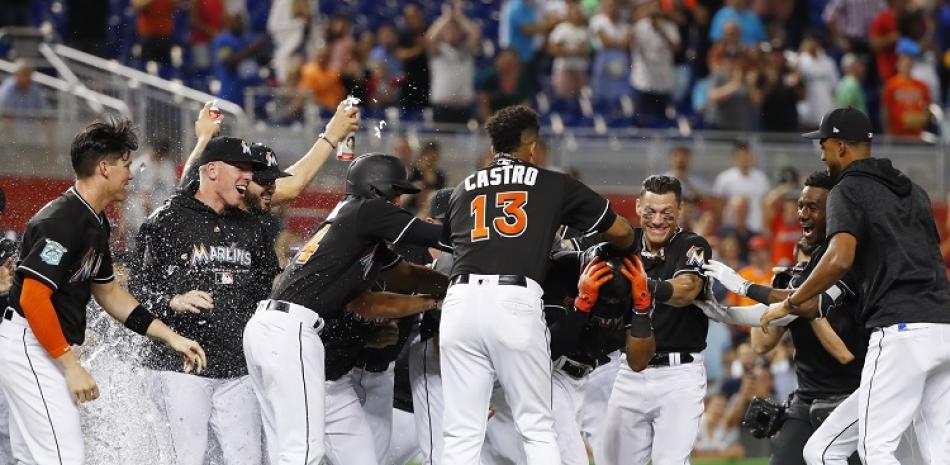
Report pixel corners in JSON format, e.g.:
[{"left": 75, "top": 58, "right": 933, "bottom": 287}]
[
  {"left": 648, "top": 279, "right": 674, "bottom": 302},
  {"left": 746, "top": 284, "right": 773, "bottom": 305},
  {"left": 124, "top": 305, "right": 156, "bottom": 336},
  {"left": 628, "top": 313, "right": 653, "bottom": 338}
]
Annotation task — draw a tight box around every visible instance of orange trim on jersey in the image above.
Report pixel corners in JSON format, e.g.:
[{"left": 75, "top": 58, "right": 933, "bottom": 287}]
[{"left": 19, "top": 277, "right": 70, "bottom": 358}]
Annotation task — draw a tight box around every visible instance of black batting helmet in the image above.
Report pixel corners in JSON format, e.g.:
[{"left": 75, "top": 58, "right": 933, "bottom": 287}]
[
  {"left": 581, "top": 243, "right": 632, "bottom": 317},
  {"left": 345, "top": 152, "right": 420, "bottom": 199}
]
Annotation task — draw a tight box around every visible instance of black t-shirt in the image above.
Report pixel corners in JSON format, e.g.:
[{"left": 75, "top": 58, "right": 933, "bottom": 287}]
[
  {"left": 786, "top": 246, "right": 867, "bottom": 401},
  {"left": 10, "top": 188, "right": 115, "bottom": 345},
  {"left": 272, "top": 196, "right": 432, "bottom": 320},
  {"left": 444, "top": 154, "right": 616, "bottom": 284},
  {"left": 633, "top": 228, "right": 712, "bottom": 353},
  {"left": 826, "top": 158, "right": 950, "bottom": 328}
]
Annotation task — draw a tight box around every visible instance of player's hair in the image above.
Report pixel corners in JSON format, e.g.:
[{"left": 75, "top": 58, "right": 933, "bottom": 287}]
[
  {"left": 669, "top": 145, "right": 691, "bottom": 156},
  {"left": 640, "top": 175, "right": 682, "bottom": 202},
  {"left": 70, "top": 117, "right": 139, "bottom": 178},
  {"left": 733, "top": 140, "right": 750, "bottom": 153},
  {"left": 485, "top": 105, "right": 540, "bottom": 155},
  {"left": 803, "top": 170, "right": 835, "bottom": 190}
]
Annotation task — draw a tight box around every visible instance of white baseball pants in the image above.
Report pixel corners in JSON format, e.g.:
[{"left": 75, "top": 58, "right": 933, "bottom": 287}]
[
  {"left": 439, "top": 275, "right": 560, "bottom": 465},
  {"left": 601, "top": 353, "right": 706, "bottom": 465},
  {"left": 244, "top": 303, "right": 326, "bottom": 465},
  {"left": 324, "top": 374, "right": 378, "bottom": 465},
  {"left": 580, "top": 353, "right": 620, "bottom": 464},
  {"left": 388, "top": 407, "right": 421, "bottom": 465},
  {"left": 149, "top": 371, "right": 261, "bottom": 465},
  {"left": 353, "top": 364, "right": 395, "bottom": 462},
  {"left": 0, "top": 389, "right": 12, "bottom": 464},
  {"left": 0, "top": 311, "right": 83, "bottom": 465},
  {"left": 409, "top": 337, "right": 444, "bottom": 465}
]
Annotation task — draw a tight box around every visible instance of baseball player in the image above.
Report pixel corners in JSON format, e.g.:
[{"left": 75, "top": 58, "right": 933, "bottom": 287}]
[
  {"left": 762, "top": 107, "right": 950, "bottom": 464},
  {"left": 129, "top": 137, "right": 279, "bottom": 465},
  {"left": 701, "top": 171, "right": 867, "bottom": 465},
  {"left": 0, "top": 119, "right": 206, "bottom": 465},
  {"left": 439, "top": 105, "right": 636, "bottom": 465},
  {"left": 591, "top": 175, "right": 712, "bottom": 465},
  {"left": 243, "top": 153, "right": 449, "bottom": 465}
]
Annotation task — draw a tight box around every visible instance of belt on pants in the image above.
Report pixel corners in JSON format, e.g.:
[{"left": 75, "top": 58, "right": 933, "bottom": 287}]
[
  {"left": 450, "top": 274, "right": 527, "bottom": 287},
  {"left": 647, "top": 351, "right": 695, "bottom": 367},
  {"left": 358, "top": 360, "right": 392, "bottom": 373},
  {"left": 259, "top": 299, "right": 325, "bottom": 333},
  {"left": 554, "top": 356, "right": 594, "bottom": 379},
  {"left": 2, "top": 307, "right": 12, "bottom": 322}
]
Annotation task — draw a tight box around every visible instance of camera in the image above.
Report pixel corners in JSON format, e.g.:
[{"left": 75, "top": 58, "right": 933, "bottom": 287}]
[{"left": 742, "top": 396, "right": 787, "bottom": 438}]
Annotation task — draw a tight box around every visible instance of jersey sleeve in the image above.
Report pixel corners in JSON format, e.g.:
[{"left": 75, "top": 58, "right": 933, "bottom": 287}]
[
  {"left": 358, "top": 199, "right": 430, "bottom": 245},
  {"left": 127, "top": 218, "right": 176, "bottom": 318},
  {"left": 16, "top": 220, "right": 82, "bottom": 290},
  {"left": 93, "top": 219, "right": 115, "bottom": 283},
  {"left": 561, "top": 176, "right": 616, "bottom": 235},
  {"left": 374, "top": 244, "right": 404, "bottom": 271},
  {"left": 671, "top": 234, "right": 712, "bottom": 279},
  {"left": 826, "top": 183, "right": 865, "bottom": 242}
]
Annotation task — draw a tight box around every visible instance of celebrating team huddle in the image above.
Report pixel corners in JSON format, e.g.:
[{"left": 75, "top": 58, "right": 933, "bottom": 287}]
[{"left": 1, "top": 102, "right": 949, "bottom": 465}]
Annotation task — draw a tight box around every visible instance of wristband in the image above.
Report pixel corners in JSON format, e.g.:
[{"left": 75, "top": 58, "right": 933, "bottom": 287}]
[
  {"left": 746, "top": 284, "right": 772, "bottom": 305},
  {"left": 573, "top": 295, "right": 593, "bottom": 313},
  {"left": 124, "top": 304, "right": 156, "bottom": 336},
  {"left": 648, "top": 279, "right": 674, "bottom": 303},
  {"left": 318, "top": 133, "right": 337, "bottom": 149},
  {"left": 628, "top": 313, "right": 653, "bottom": 338}
]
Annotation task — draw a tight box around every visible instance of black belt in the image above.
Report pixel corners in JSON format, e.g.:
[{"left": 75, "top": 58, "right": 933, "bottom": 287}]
[
  {"left": 450, "top": 274, "right": 527, "bottom": 287},
  {"left": 555, "top": 357, "right": 594, "bottom": 379},
  {"left": 358, "top": 360, "right": 392, "bottom": 373},
  {"left": 264, "top": 300, "right": 323, "bottom": 330},
  {"left": 2, "top": 307, "right": 12, "bottom": 323},
  {"left": 648, "top": 352, "right": 694, "bottom": 367}
]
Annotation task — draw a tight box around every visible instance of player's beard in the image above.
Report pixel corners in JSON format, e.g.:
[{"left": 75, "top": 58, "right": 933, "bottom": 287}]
[{"left": 243, "top": 189, "right": 270, "bottom": 214}]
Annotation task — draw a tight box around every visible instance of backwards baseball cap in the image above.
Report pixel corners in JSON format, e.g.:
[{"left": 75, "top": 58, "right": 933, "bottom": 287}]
[
  {"left": 801, "top": 107, "right": 873, "bottom": 142},
  {"left": 249, "top": 142, "right": 292, "bottom": 182},
  {"left": 198, "top": 137, "right": 268, "bottom": 168},
  {"left": 428, "top": 188, "right": 453, "bottom": 220}
]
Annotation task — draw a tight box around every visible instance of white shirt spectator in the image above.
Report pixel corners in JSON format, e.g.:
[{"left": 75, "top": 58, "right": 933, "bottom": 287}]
[
  {"left": 548, "top": 21, "right": 591, "bottom": 72},
  {"left": 630, "top": 17, "right": 680, "bottom": 94},
  {"left": 429, "top": 43, "right": 476, "bottom": 105},
  {"left": 589, "top": 12, "right": 629, "bottom": 50},
  {"left": 821, "top": 0, "right": 886, "bottom": 40},
  {"left": 713, "top": 167, "right": 770, "bottom": 232},
  {"left": 797, "top": 51, "right": 840, "bottom": 126}
]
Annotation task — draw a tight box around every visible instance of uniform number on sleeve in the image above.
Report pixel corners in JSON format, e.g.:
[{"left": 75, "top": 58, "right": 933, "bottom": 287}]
[
  {"left": 294, "top": 224, "right": 331, "bottom": 265},
  {"left": 470, "top": 191, "right": 528, "bottom": 242}
]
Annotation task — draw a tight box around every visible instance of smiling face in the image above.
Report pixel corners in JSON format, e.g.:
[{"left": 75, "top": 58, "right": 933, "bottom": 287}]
[
  {"left": 636, "top": 191, "right": 681, "bottom": 248},
  {"left": 103, "top": 152, "right": 134, "bottom": 203},
  {"left": 245, "top": 177, "right": 277, "bottom": 213},
  {"left": 798, "top": 185, "right": 829, "bottom": 245},
  {"left": 209, "top": 161, "right": 254, "bottom": 208}
]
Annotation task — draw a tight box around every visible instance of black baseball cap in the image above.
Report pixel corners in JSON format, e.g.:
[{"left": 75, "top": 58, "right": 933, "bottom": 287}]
[
  {"left": 249, "top": 142, "right": 292, "bottom": 182},
  {"left": 198, "top": 137, "right": 268, "bottom": 168},
  {"left": 428, "top": 188, "right": 453, "bottom": 220},
  {"left": 802, "top": 107, "right": 874, "bottom": 142}
]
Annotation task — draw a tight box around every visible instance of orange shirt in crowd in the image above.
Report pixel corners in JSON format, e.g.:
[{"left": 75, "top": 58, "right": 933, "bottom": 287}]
[
  {"left": 137, "top": 0, "right": 175, "bottom": 38},
  {"left": 728, "top": 265, "right": 774, "bottom": 307},
  {"left": 299, "top": 63, "right": 344, "bottom": 110},
  {"left": 882, "top": 75, "right": 931, "bottom": 137},
  {"left": 770, "top": 218, "right": 801, "bottom": 268}
]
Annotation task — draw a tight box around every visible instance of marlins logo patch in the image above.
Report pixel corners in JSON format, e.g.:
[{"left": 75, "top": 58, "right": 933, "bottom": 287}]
[
  {"left": 40, "top": 239, "right": 67, "bottom": 266},
  {"left": 686, "top": 245, "right": 705, "bottom": 267}
]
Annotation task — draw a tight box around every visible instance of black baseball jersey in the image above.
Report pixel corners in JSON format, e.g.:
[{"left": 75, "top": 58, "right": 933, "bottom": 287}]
[
  {"left": 784, "top": 245, "right": 867, "bottom": 401},
  {"left": 543, "top": 250, "right": 628, "bottom": 367},
  {"left": 271, "top": 195, "right": 440, "bottom": 320},
  {"left": 826, "top": 158, "right": 950, "bottom": 328},
  {"left": 443, "top": 154, "right": 616, "bottom": 284},
  {"left": 130, "top": 192, "right": 279, "bottom": 378},
  {"left": 10, "top": 187, "right": 115, "bottom": 345}
]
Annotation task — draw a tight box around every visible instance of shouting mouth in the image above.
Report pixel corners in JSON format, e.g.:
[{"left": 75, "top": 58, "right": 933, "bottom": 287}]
[
  {"left": 235, "top": 185, "right": 248, "bottom": 197},
  {"left": 801, "top": 222, "right": 815, "bottom": 239}
]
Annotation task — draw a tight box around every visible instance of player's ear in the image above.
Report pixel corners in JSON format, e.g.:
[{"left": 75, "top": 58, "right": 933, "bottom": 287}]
[
  {"left": 206, "top": 162, "right": 218, "bottom": 181},
  {"left": 635, "top": 197, "right": 642, "bottom": 215}
]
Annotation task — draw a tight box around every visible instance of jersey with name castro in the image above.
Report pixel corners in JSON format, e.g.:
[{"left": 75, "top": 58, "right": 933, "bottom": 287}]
[
  {"left": 444, "top": 154, "right": 616, "bottom": 283},
  {"left": 10, "top": 187, "right": 115, "bottom": 345}
]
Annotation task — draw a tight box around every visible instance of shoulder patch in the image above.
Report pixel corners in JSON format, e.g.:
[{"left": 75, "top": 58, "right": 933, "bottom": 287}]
[
  {"left": 686, "top": 245, "right": 705, "bottom": 267},
  {"left": 40, "top": 239, "right": 68, "bottom": 266}
]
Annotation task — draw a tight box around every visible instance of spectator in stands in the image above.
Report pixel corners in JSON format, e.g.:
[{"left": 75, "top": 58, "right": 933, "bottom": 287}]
[
  {"left": 267, "top": 0, "right": 310, "bottom": 83},
  {"left": 720, "top": 197, "right": 755, "bottom": 262},
  {"left": 882, "top": 42, "right": 932, "bottom": 137},
  {"left": 763, "top": 166, "right": 802, "bottom": 267},
  {"left": 822, "top": 0, "right": 886, "bottom": 56},
  {"left": 589, "top": 0, "right": 633, "bottom": 103},
  {"left": 709, "top": 0, "right": 767, "bottom": 46},
  {"left": 835, "top": 53, "right": 868, "bottom": 113},
  {"left": 547, "top": 2, "right": 591, "bottom": 98},
  {"left": 731, "top": 236, "right": 774, "bottom": 306},
  {"left": 870, "top": 0, "right": 908, "bottom": 82},
  {"left": 477, "top": 48, "right": 533, "bottom": 121},
  {"left": 325, "top": 15, "right": 356, "bottom": 73},
  {"left": 369, "top": 24, "right": 405, "bottom": 87},
  {"left": 713, "top": 142, "right": 770, "bottom": 233},
  {"left": 499, "top": 0, "right": 548, "bottom": 70},
  {"left": 392, "top": 135, "right": 415, "bottom": 173},
  {"left": 397, "top": 3, "right": 431, "bottom": 111},
  {"left": 630, "top": 0, "right": 681, "bottom": 126},
  {"left": 705, "top": 52, "right": 756, "bottom": 130},
  {"left": 126, "top": 139, "right": 178, "bottom": 240},
  {"left": 133, "top": 0, "right": 176, "bottom": 66},
  {"left": 211, "top": 13, "right": 267, "bottom": 104},
  {"left": 341, "top": 50, "right": 371, "bottom": 104},
  {"left": 297, "top": 47, "right": 344, "bottom": 110},
  {"left": 796, "top": 38, "right": 839, "bottom": 128},
  {"left": 693, "top": 393, "right": 745, "bottom": 459},
  {"left": 367, "top": 60, "right": 401, "bottom": 109},
  {"left": 190, "top": 0, "right": 226, "bottom": 76},
  {"left": 663, "top": 145, "right": 710, "bottom": 199},
  {"left": 707, "top": 22, "right": 744, "bottom": 81},
  {"left": 0, "top": 61, "right": 50, "bottom": 119},
  {"left": 409, "top": 141, "right": 448, "bottom": 192},
  {"left": 757, "top": 42, "right": 801, "bottom": 133},
  {"left": 427, "top": 4, "right": 481, "bottom": 124}
]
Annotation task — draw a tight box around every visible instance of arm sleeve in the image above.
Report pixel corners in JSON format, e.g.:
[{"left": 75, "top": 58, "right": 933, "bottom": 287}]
[
  {"left": 561, "top": 176, "right": 616, "bottom": 235},
  {"left": 825, "top": 184, "right": 865, "bottom": 242},
  {"left": 16, "top": 220, "right": 81, "bottom": 290},
  {"left": 19, "top": 277, "right": 70, "bottom": 357},
  {"left": 373, "top": 245, "right": 404, "bottom": 271},
  {"left": 359, "top": 199, "right": 443, "bottom": 248}
]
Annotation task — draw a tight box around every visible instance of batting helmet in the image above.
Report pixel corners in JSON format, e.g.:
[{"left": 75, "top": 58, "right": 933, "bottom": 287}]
[
  {"left": 345, "top": 152, "right": 420, "bottom": 199},
  {"left": 582, "top": 243, "right": 632, "bottom": 317}
]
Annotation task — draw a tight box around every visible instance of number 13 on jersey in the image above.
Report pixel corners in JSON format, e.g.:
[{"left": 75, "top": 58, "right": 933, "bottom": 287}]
[{"left": 470, "top": 191, "right": 529, "bottom": 241}]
